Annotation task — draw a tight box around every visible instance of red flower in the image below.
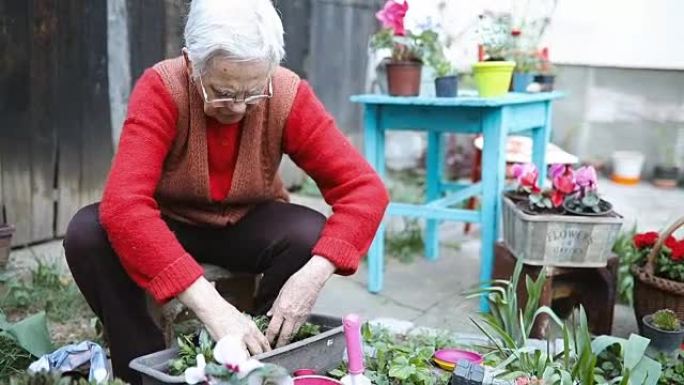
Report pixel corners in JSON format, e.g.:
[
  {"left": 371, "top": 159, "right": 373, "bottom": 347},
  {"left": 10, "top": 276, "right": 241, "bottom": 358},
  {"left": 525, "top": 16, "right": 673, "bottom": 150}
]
[
  {"left": 665, "top": 236, "right": 678, "bottom": 250},
  {"left": 521, "top": 170, "right": 539, "bottom": 189},
  {"left": 551, "top": 190, "right": 565, "bottom": 208},
  {"left": 633, "top": 232, "right": 659, "bottom": 249},
  {"left": 671, "top": 241, "right": 684, "bottom": 261}
]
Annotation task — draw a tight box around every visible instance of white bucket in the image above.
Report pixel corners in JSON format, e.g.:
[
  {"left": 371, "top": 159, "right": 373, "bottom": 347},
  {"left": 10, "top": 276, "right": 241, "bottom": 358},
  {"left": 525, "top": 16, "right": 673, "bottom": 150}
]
[{"left": 612, "top": 151, "right": 645, "bottom": 185}]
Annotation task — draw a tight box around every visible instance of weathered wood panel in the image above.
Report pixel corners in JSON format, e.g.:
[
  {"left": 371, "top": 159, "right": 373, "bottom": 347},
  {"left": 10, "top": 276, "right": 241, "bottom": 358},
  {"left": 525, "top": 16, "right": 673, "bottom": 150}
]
[
  {"left": 163, "top": 0, "right": 188, "bottom": 58},
  {"left": 308, "top": 0, "right": 381, "bottom": 140},
  {"left": 127, "top": 0, "right": 167, "bottom": 82},
  {"left": 0, "top": 1, "right": 32, "bottom": 245},
  {"left": 29, "top": 0, "right": 58, "bottom": 242},
  {"left": 276, "top": 0, "right": 312, "bottom": 78},
  {"left": 80, "top": 0, "right": 113, "bottom": 207},
  {"left": 55, "top": 0, "right": 85, "bottom": 236}
]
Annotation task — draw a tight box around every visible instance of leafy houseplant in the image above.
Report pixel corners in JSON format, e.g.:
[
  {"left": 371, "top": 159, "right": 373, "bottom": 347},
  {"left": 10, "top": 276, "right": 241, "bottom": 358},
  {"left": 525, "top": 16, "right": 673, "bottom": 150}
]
[
  {"left": 509, "top": 29, "right": 538, "bottom": 93},
  {"left": 471, "top": 265, "right": 662, "bottom": 385},
  {"left": 421, "top": 30, "right": 457, "bottom": 97},
  {"left": 642, "top": 309, "right": 684, "bottom": 357},
  {"left": 371, "top": 0, "right": 432, "bottom": 97},
  {"left": 472, "top": 11, "right": 516, "bottom": 97}
]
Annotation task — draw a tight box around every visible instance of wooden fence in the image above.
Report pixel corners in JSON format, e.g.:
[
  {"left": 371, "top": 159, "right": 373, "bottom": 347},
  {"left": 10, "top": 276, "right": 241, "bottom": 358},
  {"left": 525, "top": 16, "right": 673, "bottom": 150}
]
[
  {"left": 0, "top": 0, "right": 113, "bottom": 245},
  {"left": 0, "top": 0, "right": 380, "bottom": 246}
]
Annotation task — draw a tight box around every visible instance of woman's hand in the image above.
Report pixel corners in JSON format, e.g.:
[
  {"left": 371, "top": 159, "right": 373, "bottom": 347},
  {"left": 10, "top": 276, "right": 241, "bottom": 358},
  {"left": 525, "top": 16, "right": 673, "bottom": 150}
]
[
  {"left": 178, "top": 277, "right": 271, "bottom": 355},
  {"left": 266, "top": 255, "right": 336, "bottom": 347}
]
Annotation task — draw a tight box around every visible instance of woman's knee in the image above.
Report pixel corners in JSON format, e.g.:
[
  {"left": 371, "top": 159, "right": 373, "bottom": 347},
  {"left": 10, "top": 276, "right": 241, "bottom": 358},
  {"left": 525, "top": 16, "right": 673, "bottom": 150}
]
[
  {"left": 281, "top": 205, "right": 326, "bottom": 252},
  {"left": 64, "top": 203, "right": 109, "bottom": 267}
]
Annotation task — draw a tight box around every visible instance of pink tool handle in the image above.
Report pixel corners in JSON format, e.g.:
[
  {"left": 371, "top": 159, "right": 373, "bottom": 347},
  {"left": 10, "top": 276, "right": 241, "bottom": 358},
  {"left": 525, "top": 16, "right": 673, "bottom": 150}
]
[{"left": 343, "top": 314, "right": 364, "bottom": 375}]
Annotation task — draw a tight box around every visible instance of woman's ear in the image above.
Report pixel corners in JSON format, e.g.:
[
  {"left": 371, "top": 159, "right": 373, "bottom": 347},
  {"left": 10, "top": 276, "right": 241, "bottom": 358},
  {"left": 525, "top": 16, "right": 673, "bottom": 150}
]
[{"left": 182, "top": 48, "right": 194, "bottom": 79}]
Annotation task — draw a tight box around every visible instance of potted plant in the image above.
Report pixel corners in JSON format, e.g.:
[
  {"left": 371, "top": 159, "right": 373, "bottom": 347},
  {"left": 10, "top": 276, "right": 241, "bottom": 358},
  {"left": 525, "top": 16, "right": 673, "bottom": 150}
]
[
  {"left": 472, "top": 12, "right": 516, "bottom": 97},
  {"left": 642, "top": 309, "right": 684, "bottom": 357},
  {"left": 423, "top": 32, "right": 457, "bottom": 97},
  {"left": 631, "top": 220, "right": 684, "bottom": 336},
  {"left": 502, "top": 163, "right": 623, "bottom": 267},
  {"left": 509, "top": 29, "right": 538, "bottom": 93},
  {"left": 533, "top": 47, "right": 556, "bottom": 92},
  {"left": 653, "top": 127, "right": 680, "bottom": 189},
  {"left": 371, "top": 0, "right": 433, "bottom": 97},
  {"left": 561, "top": 164, "right": 613, "bottom": 216}
]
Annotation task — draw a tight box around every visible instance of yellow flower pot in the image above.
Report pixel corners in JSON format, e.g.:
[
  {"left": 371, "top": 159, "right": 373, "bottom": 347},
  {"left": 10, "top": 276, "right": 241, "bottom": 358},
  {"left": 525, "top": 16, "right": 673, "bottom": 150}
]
[{"left": 472, "top": 61, "right": 516, "bottom": 97}]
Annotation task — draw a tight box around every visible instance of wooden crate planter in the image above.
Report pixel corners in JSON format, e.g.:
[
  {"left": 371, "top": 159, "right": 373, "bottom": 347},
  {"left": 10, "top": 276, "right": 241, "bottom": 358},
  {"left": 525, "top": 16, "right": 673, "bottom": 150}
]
[{"left": 502, "top": 196, "right": 623, "bottom": 267}]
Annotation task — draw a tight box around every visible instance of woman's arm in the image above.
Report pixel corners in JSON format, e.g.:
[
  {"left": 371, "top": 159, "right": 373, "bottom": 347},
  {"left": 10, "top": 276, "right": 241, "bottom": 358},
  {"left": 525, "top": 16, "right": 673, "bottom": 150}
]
[
  {"left": 283, "top": 81, "right": 390, "bottom": 275},
  {"left": 99, "top": 69, "right": 204, "bottom": 303}
]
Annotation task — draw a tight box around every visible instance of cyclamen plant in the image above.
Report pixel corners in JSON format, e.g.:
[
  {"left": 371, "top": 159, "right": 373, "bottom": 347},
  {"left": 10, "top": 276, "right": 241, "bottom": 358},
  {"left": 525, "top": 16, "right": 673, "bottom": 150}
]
[
  {"left": 510, "top": 163, "right": 604, "bottom": 213},
  {"left": 184, "top": 336, "right": 292, "bottom": 385}
]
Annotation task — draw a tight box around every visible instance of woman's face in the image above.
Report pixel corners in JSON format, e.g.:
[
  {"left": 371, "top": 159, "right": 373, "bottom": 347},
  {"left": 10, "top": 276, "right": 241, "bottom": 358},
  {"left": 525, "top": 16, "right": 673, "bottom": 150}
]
[{"left": 192, "top": 56, "right": 272, "bottom": 125}]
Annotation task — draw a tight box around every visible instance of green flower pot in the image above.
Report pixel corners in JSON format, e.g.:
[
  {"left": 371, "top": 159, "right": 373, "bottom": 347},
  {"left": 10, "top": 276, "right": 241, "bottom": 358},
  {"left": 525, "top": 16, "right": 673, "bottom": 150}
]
[{"left": 472, "top": 61, "right": 515, "bottom": 97}]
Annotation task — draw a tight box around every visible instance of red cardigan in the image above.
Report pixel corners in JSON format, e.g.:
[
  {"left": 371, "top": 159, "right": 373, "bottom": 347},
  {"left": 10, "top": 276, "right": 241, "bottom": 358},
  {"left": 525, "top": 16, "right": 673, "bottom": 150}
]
[{"left": 101, "top": 69, "right": 389, "bottom": 302}]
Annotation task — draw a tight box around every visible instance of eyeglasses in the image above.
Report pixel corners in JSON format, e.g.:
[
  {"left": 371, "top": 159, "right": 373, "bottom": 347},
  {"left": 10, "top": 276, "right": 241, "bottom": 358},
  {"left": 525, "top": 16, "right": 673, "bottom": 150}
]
[{"left": 199, "top": 75, "right": 272, "bottom": 106}]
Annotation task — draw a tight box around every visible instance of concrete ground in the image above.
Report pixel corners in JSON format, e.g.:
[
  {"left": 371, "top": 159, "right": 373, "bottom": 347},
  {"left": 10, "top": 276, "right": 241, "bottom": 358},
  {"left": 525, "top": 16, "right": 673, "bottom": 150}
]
[{"left": 7, "top": 178, "right": 684, "bottom": 339}]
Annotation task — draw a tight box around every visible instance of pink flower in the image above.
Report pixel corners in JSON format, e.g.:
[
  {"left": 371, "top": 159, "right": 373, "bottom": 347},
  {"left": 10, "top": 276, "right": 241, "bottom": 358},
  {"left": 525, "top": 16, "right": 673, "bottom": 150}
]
[
  {"left": 576, "top": 166, "right": 598, "bottom": 189},
  {"left": 376, "top": 0, "right": 409, "bottom": 36},
  {"left": 553, "top": 167, "right": 576, "bottom": 194},
  {"left": 512, "top": 163, "right": 537, "bottom": 182},
  {"left": 549, "top": 164, "right": 566, "bottom": 179}
]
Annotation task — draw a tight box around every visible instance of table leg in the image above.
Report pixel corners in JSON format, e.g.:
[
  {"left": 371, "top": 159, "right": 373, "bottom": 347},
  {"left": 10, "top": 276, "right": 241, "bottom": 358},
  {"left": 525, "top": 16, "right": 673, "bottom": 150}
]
[
  {"left": 425, "top": 131, "right": 442, "bottom": 261},
  {"left": 363, "top": 105, "right": 386, "bottom": 293},
  {"left": 533, "top": 101, "right": 553, "bottom": 183},
  {"left": 479, "top": 109, "right": 507, "bottom": 311}
]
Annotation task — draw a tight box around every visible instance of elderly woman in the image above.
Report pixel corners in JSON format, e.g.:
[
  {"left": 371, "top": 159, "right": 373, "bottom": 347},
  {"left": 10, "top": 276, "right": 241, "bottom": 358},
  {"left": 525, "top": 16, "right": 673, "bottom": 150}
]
[{"left": 63, "top": 0, "right": 388, "bottom": 382}]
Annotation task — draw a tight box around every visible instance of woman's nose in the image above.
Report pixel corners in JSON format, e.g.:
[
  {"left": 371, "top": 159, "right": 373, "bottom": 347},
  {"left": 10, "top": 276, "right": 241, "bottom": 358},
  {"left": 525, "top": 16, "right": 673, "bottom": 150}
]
[{"left": 226, "top": 102, "right": 246, "bottom": 114}]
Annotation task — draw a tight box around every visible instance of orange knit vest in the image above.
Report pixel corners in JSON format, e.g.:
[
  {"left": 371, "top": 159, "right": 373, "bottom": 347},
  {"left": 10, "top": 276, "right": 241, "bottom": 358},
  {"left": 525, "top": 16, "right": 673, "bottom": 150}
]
[{"left": 152, "top": 56, "right": 300, "bottom": 227}]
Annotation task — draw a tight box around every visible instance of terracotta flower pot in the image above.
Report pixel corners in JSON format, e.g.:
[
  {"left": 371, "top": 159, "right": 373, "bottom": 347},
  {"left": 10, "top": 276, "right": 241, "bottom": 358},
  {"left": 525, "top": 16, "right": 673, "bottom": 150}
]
[{"left": 386, "top": 61, "right": 422, "bottom": 97}]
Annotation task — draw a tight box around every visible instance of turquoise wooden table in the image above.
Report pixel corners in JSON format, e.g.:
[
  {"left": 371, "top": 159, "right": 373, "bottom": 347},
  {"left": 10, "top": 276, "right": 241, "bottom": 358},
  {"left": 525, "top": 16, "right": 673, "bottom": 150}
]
[{"left": 351, "top": 92, "right": 564, "bottom": 310}]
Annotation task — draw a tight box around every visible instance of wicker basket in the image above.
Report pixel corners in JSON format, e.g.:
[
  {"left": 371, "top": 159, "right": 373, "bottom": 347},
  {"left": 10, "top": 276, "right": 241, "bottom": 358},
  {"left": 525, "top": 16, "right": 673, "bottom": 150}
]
[{"left": 632, "top": 217, "right": 684, "bottom": 332}]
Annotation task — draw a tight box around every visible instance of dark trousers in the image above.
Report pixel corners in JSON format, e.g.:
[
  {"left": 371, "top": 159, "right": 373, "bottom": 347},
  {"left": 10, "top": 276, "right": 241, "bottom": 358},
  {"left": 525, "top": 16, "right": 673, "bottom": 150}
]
[{"left": 64, "top": 201, "right": 326, "bottom": 385}]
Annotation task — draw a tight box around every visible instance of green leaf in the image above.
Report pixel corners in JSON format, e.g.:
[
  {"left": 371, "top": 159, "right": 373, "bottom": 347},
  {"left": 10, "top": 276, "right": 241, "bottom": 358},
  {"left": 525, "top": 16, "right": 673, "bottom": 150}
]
[
  {"left": 623, "top": 334, "right": 649, "bottom": 371},
  {"left": 388, "top": 359, "right": 415, "bottom": 380},
  {"left": 1, "top": 311, "right": 53, "bottom": 357}
]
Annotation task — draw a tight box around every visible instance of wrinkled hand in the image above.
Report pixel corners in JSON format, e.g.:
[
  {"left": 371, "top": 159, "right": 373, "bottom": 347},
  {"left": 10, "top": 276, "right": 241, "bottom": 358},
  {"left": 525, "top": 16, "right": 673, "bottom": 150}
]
[
  {"left": 266, "top": 255, "right": 336, "bottom": 347},
  {"left": 178, "top": 277, "right": 270, "bottom": 355}
]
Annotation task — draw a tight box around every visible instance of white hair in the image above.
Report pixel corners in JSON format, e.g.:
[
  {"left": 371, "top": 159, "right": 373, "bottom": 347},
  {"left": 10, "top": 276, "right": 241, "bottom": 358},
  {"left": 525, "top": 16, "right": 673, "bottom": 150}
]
[{"left": 184, "top": 0, "right": 285, "bottom": 77}]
